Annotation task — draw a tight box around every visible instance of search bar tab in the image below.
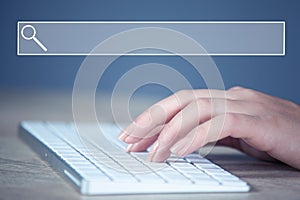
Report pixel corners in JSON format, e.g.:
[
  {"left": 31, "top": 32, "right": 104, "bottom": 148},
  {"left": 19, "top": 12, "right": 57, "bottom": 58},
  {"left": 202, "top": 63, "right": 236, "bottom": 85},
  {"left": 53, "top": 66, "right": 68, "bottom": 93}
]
[{"left": 17, "top": 21, "right": 285, "bottom": 56}]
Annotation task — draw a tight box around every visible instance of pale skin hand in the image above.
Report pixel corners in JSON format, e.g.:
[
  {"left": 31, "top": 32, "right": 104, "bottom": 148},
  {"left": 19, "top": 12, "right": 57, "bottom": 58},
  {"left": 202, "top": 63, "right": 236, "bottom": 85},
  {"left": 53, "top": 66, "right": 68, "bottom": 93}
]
[{"left": 118, "top": 87, "right": 300, "bottom": 170}]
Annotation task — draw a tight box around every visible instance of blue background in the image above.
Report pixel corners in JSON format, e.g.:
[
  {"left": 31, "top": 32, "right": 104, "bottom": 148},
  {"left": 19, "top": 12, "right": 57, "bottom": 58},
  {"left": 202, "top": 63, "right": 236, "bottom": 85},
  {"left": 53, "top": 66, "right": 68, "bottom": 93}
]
[{"left": 0, "top": 0, "right": 299, "bottom": 102}]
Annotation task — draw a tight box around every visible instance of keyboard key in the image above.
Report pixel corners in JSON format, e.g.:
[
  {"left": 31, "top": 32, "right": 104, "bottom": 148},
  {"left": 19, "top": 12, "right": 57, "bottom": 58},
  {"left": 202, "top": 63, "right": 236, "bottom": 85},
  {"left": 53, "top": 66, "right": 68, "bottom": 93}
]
[
  {"left": 130, "top": 152, "right": 148, "bottom": 161},
  {"left": 213, "top": 174, "right": 240, "bottom": 181},
  {"left": 135, "top": 173, "right": 165, "bottom": 183},
  {"left": 170, "top": 162, "right": 196, "bottom": 169},
  {"left": 167, "top": 157, "right": 186, "bottom": 163}
]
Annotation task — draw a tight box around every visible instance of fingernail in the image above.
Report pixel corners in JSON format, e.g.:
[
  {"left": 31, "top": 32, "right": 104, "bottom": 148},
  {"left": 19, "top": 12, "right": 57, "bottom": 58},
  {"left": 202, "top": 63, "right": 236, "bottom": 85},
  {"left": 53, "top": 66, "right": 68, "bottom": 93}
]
[
  {"left": 152, "top": 141, "right": 160, "bottom": 153},
  {"left": 146, "top": 141, "right": 159, "bottom": 162},
  {"left": 126, "top": 144, "right": 134, "bottom": 152},
  {"left": 118, "top": 131, "right": 127, "bottom": 141}
]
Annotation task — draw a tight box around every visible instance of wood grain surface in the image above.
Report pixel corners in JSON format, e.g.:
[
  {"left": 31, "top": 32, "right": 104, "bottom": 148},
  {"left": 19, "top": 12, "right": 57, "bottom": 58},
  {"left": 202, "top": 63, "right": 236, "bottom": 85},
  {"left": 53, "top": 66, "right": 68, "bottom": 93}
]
[{"left": 0, "top": 90, "right": 299, "bottom": 200}]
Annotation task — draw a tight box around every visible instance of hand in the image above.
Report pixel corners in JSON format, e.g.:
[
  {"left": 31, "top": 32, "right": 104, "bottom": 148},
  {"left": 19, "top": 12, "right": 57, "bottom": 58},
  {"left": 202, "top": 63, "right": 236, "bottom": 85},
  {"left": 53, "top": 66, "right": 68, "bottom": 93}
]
[{"left": 118, "top": 86, "right": 300, "bottom": 170}]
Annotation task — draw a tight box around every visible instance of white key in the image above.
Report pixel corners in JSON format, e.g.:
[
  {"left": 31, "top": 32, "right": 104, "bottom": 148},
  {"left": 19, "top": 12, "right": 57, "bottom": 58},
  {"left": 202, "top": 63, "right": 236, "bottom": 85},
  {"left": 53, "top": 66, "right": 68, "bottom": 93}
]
[
  {"left": 183, "top": 171, "right": 208, "bottom": 177},
  {"left": 135, "top": 173, "right": 165, "bottom": 183},
  {"left": 130, "top": 152, "right": 148, "bottom": 161},
  {"left": 163, "top": 175, "right": 192, "bottom": 184},
  {"left": 167, "top": 157, "right": 186, "bottom": 163},
  {"left": 110, "top": 173, "right": 138, "bottom": 182},
  {"left": 170, "top": 163, "right": 196, "bottom": 170},
  {"left": 214, "top": 174, "right": 240, "bottom": 181}
]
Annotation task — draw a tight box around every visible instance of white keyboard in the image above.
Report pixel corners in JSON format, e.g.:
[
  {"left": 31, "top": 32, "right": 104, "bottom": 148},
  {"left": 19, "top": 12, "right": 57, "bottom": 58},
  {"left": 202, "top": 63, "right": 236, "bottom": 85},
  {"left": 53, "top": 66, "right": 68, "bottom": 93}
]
[{"left": 19, "top": 121, "right": 250, "bottom": 195}]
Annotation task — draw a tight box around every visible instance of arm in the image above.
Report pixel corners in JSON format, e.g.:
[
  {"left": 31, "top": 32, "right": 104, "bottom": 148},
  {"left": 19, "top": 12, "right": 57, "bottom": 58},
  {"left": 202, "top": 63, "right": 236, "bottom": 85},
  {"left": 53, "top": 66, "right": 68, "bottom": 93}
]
[{"left": 119, "top": 87, "right": 300, "bottom": 170}]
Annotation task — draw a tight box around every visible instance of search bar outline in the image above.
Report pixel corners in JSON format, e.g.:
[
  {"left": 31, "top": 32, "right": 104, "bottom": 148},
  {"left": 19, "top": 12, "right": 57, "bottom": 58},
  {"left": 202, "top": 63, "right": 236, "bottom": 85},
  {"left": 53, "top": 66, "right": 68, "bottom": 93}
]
[{"left": 17, "top": 21, "right": 285, "bottom": 56}]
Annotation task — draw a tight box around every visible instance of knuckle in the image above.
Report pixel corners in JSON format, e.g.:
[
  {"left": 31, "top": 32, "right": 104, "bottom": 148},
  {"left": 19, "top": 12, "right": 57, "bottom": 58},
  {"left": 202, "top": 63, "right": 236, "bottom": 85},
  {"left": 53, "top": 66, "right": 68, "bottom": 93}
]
[
  {"left": 195, "top": 98, "right": 211, "bottom": 107},
  {"left": 229, "top": 86, "right": 244, "bottom": 91},
  {"left": 174, "top": 89, "right": 190, "bottom": 98},
  {"left": 181, "top": 98, "right": 211, "bottom": 117},
  {"left": 232, "top": 87, "right": 258, "bottom": 99},
  {"left": 193, "top": 98, "right": 212, "bottom": 113},
  {"left": 242, "top": 88, "right": 257, "bottom": 96},
  {"left": 245, "top": 88, "right": 255, "bottom": 95}
]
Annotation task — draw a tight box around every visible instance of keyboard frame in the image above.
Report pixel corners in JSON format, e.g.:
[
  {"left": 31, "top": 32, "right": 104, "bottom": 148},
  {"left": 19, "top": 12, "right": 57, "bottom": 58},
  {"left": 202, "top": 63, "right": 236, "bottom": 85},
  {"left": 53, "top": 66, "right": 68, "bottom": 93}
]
[{"left": 19, "top": 121, "right": 250, "bottom": 195}]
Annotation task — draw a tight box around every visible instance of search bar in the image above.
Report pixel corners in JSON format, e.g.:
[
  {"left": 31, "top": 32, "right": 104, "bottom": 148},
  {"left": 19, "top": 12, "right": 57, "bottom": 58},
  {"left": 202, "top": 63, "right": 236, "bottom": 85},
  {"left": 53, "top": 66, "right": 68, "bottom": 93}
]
[{"left": 17, "top": 21, "right": 285, "bottom": 56}]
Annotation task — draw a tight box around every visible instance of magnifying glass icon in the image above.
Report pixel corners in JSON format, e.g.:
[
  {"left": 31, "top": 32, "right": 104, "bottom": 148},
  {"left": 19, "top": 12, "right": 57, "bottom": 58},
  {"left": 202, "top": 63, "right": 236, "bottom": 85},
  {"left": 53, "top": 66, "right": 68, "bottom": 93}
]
[{"left": 21, "top": 25, "right": 48, "bottom": 52}]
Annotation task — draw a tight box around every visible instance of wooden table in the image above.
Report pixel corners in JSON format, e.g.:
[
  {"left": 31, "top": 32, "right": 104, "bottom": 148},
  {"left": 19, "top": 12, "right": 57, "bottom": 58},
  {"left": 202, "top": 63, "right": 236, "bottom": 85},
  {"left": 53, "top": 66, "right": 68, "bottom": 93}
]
[{"left": 1, "top": 90, "right": 300, "bottom": 200}]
